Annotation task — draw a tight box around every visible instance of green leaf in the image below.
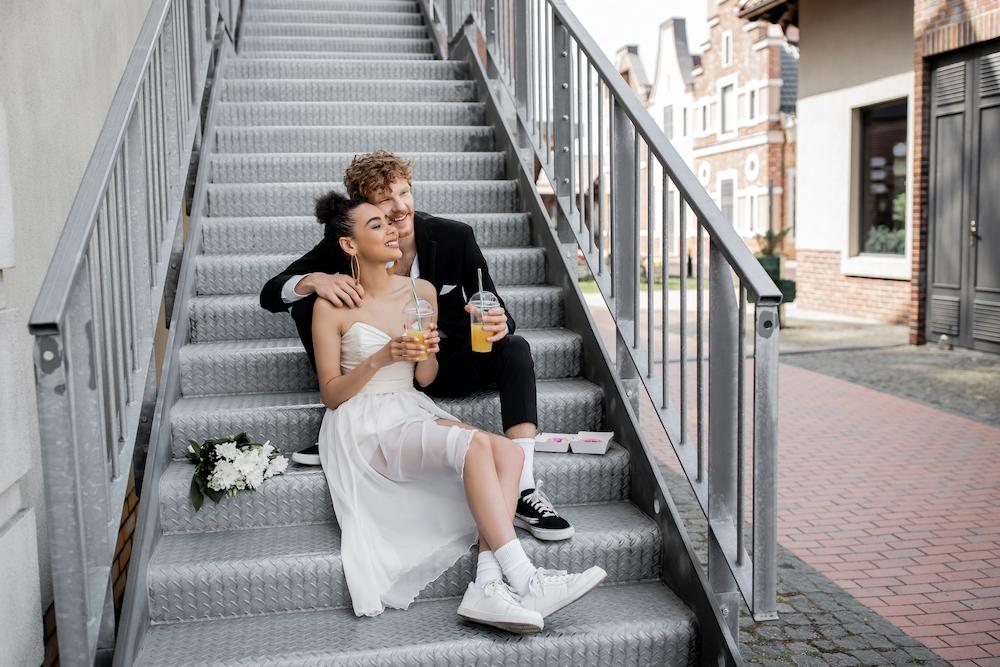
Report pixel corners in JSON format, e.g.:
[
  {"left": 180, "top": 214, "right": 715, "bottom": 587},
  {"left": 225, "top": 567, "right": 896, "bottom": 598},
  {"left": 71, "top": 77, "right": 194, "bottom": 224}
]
[
  {"left": 189, "top": 475, "right": 204, "bottom": 512},
  {"left": 205, "top": 487, "right": 225, "bottom": 504}
]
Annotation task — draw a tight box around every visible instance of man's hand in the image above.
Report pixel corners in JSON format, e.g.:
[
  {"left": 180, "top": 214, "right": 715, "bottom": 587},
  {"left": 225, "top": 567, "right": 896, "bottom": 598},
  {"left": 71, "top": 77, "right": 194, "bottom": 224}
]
[
  {"left": 465, "top": 305, "right": 508, "bottom": 342},
  {"left": 298, "top": 272, "right": 365, "bottom": 308}
]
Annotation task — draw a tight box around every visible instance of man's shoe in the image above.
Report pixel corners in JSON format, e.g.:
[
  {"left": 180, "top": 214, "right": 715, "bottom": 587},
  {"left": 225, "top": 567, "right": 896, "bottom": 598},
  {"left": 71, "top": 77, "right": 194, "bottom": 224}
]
[
  {"left": 291, "top": 445, "right": 320, "bottom": 466},
  {"left": 514, "top": 484, "right": 575, "bottom": 540},
  {"left": 520, "top": 566, "right": 607, "bottom": 618},
  {"left": 457, "top": 580, "right": 544, "bottom": 634}
]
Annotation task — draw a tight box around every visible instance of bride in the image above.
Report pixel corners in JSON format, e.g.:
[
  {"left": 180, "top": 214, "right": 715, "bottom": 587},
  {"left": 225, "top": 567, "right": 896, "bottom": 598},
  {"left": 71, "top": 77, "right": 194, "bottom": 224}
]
[{"left": 310, "top": 192, "right": 605, "bottom": 633}]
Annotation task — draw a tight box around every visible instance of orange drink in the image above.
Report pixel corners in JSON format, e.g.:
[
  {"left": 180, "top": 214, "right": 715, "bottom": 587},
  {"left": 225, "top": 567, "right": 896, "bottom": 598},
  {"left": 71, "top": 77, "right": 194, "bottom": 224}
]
[
  {"left": 402, "top": 298, "right": 435, "bottom": 362},
  {"left": 470, "top": 322, "right": 492, "bottom": 353},
  {"left": 405, "top": 327, "right": 428, "bottom": 361},
  {"left": 468, "top": 290, "right": 500, "bottom": 354}
]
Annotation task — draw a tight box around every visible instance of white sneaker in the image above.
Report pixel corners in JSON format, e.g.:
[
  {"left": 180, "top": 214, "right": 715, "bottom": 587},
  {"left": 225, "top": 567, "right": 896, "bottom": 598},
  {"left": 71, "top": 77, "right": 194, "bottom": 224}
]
[
  {"left": 457, "top": 580, "right": 544, "bottom": 634},
  {"left": 520, "top": 566, "right": 607, "bottom": 618}
]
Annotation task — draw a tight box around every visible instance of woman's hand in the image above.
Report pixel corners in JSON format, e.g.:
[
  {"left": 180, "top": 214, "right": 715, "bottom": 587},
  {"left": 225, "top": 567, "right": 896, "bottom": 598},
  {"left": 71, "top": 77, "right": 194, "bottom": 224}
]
[
  {"left": 421, "top": 322, "right": 441, "bottom": 356},
  {"left": 372, "top": 333, "right": 428, "bottom": 368}
]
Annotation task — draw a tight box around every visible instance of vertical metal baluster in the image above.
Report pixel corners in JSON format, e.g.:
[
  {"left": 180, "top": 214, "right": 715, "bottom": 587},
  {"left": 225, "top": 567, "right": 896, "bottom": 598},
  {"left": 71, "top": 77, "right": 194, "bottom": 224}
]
[
  {"left": 597, "top": 79, "right": 605, "bottom": 275},
  {"left": 534, "top": 1, "right": 541, "bottom": 144},
  {"left": 647, "top": 146, "right": 654, "bottom": 377},
  {"left": 754, "top": 302, "right": 780, "bottom": 620},
  {"left": 586, "top": 63, "right": 594, "bottom": 254},
  {"left": 608, "top": 95, "right": 615, "bottom": 296},
  {"left": 633, "top": 133, "right": 640, "bottom": 347},
  {"left": 737, "top": 279, "right": 747, "bottom": 565},
  {"left": 576, "top": 43, "right": 584, "bottom": 229},
  {"left": 567, "top": 39, "right": 576, "bottom": 217},
  {"left": 696, "top": 219, "right": 705, "bottom": 482},
  {"left": 86, "top": 239, "right": 113, "bottom": 494},
  {"left": 678, "top": 201, "right": 687, "bottom": 445},
  {"left": 545, "top": 4, "right": 553, "bottom": 163},
  {"left": 662, "top": 173, "right": 669, "bottom": 408},
  {"left": 117, "top": 152, "right": 139, "bottom": 396},
  {"left": 142, "top": 78, "right": 156, "bottom": 288},
  {"left": 96, "top": 202, "right": 119, "bottom": 477},
  {"left": 106, "top": 168, "right": 128, "bottom": 466},
  {"left": 155, "top": 46, "right": 168, "bottom": 256}
]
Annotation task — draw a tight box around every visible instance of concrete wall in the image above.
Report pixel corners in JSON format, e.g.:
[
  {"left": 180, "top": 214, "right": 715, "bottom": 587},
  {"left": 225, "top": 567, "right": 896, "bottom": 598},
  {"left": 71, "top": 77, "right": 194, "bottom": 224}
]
[
  {"left": 0, "top": 0, "right": 154, "bottom": 663},
  {"left": 795, "top": 0, "right": 914, "bottom": 281}
]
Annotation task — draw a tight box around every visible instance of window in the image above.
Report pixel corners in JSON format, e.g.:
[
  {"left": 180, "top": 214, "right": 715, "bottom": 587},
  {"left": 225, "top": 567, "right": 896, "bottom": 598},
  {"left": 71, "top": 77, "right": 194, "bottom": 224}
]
[
  {"left": 858, "top": 99, "right": 907, "bottom": 255},
  {"left": 664, "top": 105, "right": 674, "bottom": 141},
  {"left": 701, "top": 105, "right": 708, "bottom": 133},
  {"left": 709, "top": 101, "right": 718, "bottom": 132},
  {"left": 722, "top": 31, "right": 733, "bottom": 67},
  {"left": 748, "top": 89, "right": 757, "bottom": 121},
  {"left": 682, "top": 108, "right": 688, "bottom": 137},
  {"left": 720, "top": 178, "right": 735, "bottom": 227},
  {"left": 721, "top": 84, "right": 735, "bottom": 135}
]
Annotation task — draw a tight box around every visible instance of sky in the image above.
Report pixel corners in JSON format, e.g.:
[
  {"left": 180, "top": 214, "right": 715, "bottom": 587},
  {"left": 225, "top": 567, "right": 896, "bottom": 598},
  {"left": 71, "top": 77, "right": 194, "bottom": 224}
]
[{"left": 564, "top": 0, "right": 708, "bottom": 78}]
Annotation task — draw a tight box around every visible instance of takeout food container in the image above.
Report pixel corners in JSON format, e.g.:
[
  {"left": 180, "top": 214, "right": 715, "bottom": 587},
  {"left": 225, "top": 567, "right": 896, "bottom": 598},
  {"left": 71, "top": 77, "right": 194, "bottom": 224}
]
[
  {"left": 569, "top": 431, "right": 614, "bottom": 455},
  {"left": 533, "top": 433, "right": 574, "bottom": 453}
]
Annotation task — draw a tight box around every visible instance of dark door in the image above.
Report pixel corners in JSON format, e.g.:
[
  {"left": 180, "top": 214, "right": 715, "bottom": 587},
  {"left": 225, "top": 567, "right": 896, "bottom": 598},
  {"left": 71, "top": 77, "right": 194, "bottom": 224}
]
[{"left": 926, "top": 40, "right": 1000, "bottom": 353}]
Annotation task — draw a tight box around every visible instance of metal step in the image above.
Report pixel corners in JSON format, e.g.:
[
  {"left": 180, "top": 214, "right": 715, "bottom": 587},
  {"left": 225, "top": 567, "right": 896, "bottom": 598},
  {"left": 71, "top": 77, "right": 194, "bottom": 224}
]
[
  {"left": 235, "top": 50, "right": 436, "bottom": 61},
  {"left": 225, "top": 58, "right": 466, "bottom": 81},
  {"left": 242, "top": 22, "right": 429, "bottom": 40},
  {"left": 193, "top": 248, "right": 544, "bottom": 295},
  {"left": 213, "top": 125, "right": 492, "bottom": 154},
  {"left": 159, "top": 444, "right": 630, "bottom": 533},
  {"left": 178, "top": 328, "right": 580, "bottom": 395},
  {"left": 215, "top": 102, "right": 486, "bottom": 128},
  {"left": 205, "top": 180, "right": 515, "bottom": 217},
  {"left": 243, "top": 9, "right": 426, "bottom": 26},
  {"left": 147, "top": 502, "right": 659, "bottom": 623},
  {"left": 250, "top": 0, "right": 420, "bottom": 12},
  {"left": 187, "top": 286, "right": 563, "bottom": 342},
  {"left": 135, "top": 581, "right": 696, "bottom": 666},
  {"left": 221, "top": 78, "right": 476, "bottom": 103},
  {"left": 241, "top": 36, "right": 434, "bottom": 55},
  {"left": 209, "top": 150, "right": 502, "bottom": 184},
  {"left": 199, "top": 213, "right": 531, "bottom": 254},
  {"left": 169, "top": 378, "right": 602, "bottom": 458}
]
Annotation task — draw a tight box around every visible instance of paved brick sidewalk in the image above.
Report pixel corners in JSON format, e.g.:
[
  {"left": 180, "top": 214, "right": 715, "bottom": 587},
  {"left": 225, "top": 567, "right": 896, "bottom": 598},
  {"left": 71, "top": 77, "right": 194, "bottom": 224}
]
[{"left": 583, "top": 295, "right": 1000, "bottom": 665}]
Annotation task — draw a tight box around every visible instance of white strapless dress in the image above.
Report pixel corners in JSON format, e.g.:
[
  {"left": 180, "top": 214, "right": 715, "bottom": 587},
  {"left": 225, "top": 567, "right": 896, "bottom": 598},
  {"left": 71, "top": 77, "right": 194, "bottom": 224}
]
[{"left": 318, "top": 321, "right": 479, "bottom": 617}]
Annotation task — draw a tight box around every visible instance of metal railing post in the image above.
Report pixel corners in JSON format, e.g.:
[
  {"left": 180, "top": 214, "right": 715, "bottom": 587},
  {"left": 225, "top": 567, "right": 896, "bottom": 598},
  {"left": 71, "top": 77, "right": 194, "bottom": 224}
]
[
  {"left": 753, "top": 304, "right": 780, "bottom": 621},
  {"left": 446, "top": 0, "right": 455, "bottom": 37},
  {"left": 551, "top": 16, "right": 572, "bottom": 203},
  {"left": 708, "top": 239, "right": 742, "bottom": 639},
  {"left": 611, "top": 100, "right": 640, "bottom": 408},
  {"left": 513, "top": 0, "right": 531, "bottom": 125},
  {"left": 485, "top": 0, "right": 496, "bottom": 51}
]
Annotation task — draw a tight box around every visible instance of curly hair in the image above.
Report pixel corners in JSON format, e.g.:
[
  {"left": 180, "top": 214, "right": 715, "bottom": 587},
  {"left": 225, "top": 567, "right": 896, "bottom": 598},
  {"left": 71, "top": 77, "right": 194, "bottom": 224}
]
[
  {"left": 343, "top": 151, "right": 414, "bottom": 201},
  {"left": 314, "top": 191, "right": 366, "bottom": 243}
]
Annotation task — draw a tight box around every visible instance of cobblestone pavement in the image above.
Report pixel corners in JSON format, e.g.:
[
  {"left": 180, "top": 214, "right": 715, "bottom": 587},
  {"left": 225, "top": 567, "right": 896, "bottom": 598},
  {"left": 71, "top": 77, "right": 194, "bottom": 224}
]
[{"left": 584, "top": 295, "right": 1000, "bottom": 666}]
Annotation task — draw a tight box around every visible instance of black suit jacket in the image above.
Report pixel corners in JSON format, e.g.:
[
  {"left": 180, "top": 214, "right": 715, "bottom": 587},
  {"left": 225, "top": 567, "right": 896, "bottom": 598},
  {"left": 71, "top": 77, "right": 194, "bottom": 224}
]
[{"left": 259, "top": 211, "right": 515, "bottom": 367}]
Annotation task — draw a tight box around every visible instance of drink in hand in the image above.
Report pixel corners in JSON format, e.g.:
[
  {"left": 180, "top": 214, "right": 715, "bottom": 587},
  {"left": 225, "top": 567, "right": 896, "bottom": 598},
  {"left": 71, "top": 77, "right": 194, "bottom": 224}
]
[
  {"left": 470, "top": 322, "right": 491, "bottom": 353},
  {"left": 406, "top": 327, "right": 428, "bottom": 361},
  {"left": 403, "top": 298, "right": 435, "bottom": 362},
  {"left": 468, "top": 291, "right": 500, "bottom": 354}
]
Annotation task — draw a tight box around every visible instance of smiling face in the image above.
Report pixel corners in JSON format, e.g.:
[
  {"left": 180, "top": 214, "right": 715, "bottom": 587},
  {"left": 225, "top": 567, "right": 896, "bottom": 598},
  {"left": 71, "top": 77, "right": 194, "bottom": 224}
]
[
  {"left": 369, "top": 178, "right": 415, "bottom": 241},
  {"left": 338, "top": 202, "right": 402, "bottom": 264}
]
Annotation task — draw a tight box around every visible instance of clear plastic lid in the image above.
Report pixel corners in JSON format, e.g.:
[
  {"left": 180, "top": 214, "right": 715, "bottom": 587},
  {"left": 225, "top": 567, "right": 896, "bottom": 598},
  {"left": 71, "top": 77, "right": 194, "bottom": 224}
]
[
  {"left": 403, "top": 298, "right": 434, "bottom": 328},
  {"left": 468, "top": 291, "right": 500, "bottom": 308}
]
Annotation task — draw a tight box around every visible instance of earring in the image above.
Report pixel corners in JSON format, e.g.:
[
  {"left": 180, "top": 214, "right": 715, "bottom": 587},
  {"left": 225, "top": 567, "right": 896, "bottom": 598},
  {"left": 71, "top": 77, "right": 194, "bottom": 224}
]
[{"left": 350, "top": 254, "right": 361, "bottom": 282}]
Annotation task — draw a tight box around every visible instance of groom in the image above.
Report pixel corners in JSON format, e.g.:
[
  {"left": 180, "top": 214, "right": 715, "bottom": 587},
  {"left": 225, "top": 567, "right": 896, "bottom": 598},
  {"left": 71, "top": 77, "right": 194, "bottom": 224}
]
[{"left": 260, "top": 151, "right": 573, "bottom": 541}]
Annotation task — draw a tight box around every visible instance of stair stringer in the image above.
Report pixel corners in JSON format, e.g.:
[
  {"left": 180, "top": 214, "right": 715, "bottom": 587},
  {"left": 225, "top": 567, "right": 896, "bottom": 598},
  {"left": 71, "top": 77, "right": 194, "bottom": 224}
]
[
  {"left": 449, "top": 28, "right": 745, "bottom": 667},
  {"left": 112, "top": 37, "right": 236, "bottom": 667}
]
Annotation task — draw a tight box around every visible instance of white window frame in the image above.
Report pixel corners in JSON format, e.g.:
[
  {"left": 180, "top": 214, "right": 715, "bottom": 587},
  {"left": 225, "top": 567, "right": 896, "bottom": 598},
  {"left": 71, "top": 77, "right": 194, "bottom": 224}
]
[
  {"left": 717, "top": 169, "right": 738, "bottom": 230},
  {"left": 716, "top": 73, "right": 739, "bottom": 140}
]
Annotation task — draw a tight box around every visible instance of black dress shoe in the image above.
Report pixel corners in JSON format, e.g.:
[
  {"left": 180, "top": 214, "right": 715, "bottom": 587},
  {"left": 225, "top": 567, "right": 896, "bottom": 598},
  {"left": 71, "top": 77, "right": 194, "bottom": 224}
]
[{"left": 291, "top": 444, "right": 320, "bottom": 466}]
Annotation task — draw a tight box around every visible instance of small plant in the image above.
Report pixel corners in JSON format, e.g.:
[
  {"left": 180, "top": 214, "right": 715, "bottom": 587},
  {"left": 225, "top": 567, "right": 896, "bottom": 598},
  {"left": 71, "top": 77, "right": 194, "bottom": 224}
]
[
  {"left": 754, "top": 227, "right": 790, "bottom": 257},
  {"left": 864, "top": 225, "right": 906, "bottom": 254}
]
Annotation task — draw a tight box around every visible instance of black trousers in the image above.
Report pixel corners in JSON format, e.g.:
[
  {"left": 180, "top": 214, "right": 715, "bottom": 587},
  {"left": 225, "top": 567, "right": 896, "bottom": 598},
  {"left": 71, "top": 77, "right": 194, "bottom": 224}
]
[{"left": 424, "top": 334, "right": 537, "bottom": 432}]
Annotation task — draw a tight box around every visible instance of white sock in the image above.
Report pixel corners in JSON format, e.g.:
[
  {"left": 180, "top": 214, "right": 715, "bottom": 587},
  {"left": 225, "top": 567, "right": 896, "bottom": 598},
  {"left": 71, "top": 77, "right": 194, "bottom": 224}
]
[
  {"left": 513, "top": 438, "right": 535, "bottom": 493},
  {"left": 494, "top": 538, "right": 536, "bottom": 596},
  {"left": 475, "top": 550, "right": 503, "bottom": 588}
]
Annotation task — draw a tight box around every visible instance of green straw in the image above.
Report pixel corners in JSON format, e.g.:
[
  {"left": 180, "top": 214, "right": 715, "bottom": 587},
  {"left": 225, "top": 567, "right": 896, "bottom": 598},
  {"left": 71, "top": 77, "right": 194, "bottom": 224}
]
[{"left": 409, "top": 277, "right": 422, "bottom": 330}]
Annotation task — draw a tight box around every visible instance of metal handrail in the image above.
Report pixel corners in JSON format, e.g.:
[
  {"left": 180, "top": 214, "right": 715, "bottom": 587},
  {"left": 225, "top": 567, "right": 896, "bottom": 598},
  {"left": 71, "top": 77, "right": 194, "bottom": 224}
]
[
  {"left": 430, "top": 0, "right": 780, "bottom": 624},
  {"left": 26, "top": 0, "right": 227, "bottom": 663}
]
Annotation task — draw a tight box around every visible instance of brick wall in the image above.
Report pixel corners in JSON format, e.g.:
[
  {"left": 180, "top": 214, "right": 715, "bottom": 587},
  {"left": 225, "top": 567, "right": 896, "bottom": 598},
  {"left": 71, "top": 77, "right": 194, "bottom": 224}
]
[
  {"left": 42, "top": 466, "right": 140, "bottom": 667},
  {"left": 910, "top": 0, "right": 1000, "bottom": 343},
  {"left": 796, "top": 249, "right": 911, "bottom": 323}
]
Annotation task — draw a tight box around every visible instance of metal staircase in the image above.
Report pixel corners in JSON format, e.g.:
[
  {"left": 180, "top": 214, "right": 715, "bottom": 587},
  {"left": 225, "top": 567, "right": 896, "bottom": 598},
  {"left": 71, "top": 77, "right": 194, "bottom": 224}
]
[{"left": 29, "top": 0, "right": 780, "bottom": 665}]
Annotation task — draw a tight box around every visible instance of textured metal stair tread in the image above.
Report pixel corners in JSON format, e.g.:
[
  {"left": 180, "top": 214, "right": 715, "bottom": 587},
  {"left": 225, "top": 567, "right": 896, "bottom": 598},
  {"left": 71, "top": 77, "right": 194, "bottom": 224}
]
[
  {"left": 214, "top": 102, "right": 487, "bottom": 129},
  {"left": 146, "top": 502, "right": 659, "bottom": 623},
  {"left": 211, "top": 127, "right": 495, "bottom": 156},
  {"left": 193, "top": 248, "right": 544, "bottom": 294},
  {"left": 159, "top": 444, "right": 629, "bottom": 533},
  {"left": 234, "top": 51, "right": 437, "bottom": 61},
  {"left": 225, "top": 58, "right": 467, "bottom": 80},
  {"left": 251, "top": 0, "right": 420, "bottom": 12},
  {"left": 220, "top": 79, "right": 476, "bottom": 103},
  {"left": 135, "top": 582, "right": 696, "bottom": 667},
  {"left": 199, "top": 213, "right": 531, "bottom": 253},
  {"left": 186, "top": 286, "right": 563, "bottom": 341},
  {"left": 242, "top": 23, "right": 429, "bottom": 39},
  {"left": 177, "top": 328, "right": 581, "bottom": 394},
  {"left": 205, "top": 181, "right": 518, "bottom": 217},
  {"left": 243, "top": 9, "right": 427, "bottom": 26},
  {"left": 168, "top": 378, "right": 603, "bottom": 458},
  {"left": 241, "top": 37, "right": 435, "bottom": 55}
]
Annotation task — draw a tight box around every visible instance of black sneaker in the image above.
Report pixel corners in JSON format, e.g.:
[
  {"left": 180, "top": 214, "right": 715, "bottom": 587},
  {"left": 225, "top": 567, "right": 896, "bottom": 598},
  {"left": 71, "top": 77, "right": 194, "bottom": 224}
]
[
  {"left": 291, "top": 444, "right": 320, "bottom": 466},
  {"left": 514, "top": 483, "right": 574, "bottom": 541}
]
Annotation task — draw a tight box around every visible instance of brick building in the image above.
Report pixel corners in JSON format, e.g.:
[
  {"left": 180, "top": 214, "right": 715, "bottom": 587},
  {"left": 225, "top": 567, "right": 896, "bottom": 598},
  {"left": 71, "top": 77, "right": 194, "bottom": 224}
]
[
  {"left": 742, "top": 0, "right": 1000, "bottom": 353},
  {"left": 688, "top": 0, "right": 799, "bottom": 257}
]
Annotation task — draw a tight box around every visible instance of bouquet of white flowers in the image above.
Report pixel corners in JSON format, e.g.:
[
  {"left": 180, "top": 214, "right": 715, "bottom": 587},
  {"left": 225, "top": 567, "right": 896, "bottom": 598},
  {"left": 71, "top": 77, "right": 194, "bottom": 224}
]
[{"left": 188, "top": 433, "right": 289, "bottom": 511}]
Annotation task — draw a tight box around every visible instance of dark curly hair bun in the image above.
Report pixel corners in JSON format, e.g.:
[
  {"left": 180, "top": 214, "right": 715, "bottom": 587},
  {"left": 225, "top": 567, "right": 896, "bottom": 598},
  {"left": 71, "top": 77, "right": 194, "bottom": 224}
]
[{"left": 315, "top": 190, "right": 365, "bottom": 240}]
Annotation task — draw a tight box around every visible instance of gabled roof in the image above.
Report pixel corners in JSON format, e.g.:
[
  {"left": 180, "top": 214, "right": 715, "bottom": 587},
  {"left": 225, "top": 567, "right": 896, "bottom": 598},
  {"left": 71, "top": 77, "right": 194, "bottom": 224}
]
[{"left": 739, "top": 0, "right": 798, "bottom": 28}]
